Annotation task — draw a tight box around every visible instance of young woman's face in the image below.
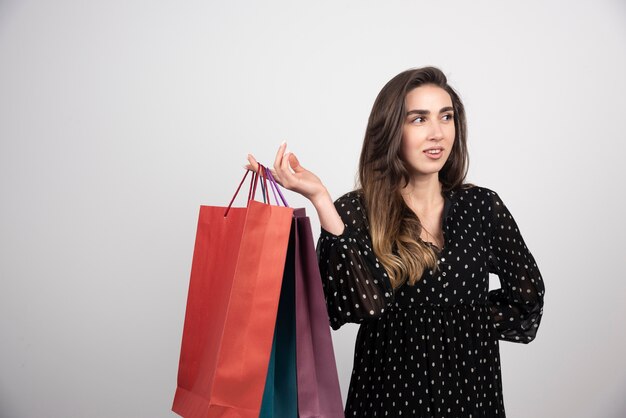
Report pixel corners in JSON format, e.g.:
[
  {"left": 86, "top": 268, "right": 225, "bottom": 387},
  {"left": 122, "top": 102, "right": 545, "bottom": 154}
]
[{"left": 400, "top": 84, "right": 455, "bottom": 177}]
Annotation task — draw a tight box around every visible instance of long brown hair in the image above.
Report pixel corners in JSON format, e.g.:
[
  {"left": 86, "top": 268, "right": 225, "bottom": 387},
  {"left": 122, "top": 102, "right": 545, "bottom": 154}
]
[{"left": 357, "top": 66, "right": 473, "bottom": 289}]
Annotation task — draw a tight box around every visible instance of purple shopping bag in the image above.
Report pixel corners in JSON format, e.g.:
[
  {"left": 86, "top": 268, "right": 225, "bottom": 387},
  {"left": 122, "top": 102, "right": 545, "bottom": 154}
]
[{"left": 293, "top": 208, "right": 344, "bottom": 418}]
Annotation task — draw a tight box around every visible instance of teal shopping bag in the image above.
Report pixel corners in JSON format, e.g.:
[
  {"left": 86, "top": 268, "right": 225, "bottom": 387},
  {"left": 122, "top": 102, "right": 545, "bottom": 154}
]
[{"left": 259, "top": 220, "right": 298, "bottom": 417}]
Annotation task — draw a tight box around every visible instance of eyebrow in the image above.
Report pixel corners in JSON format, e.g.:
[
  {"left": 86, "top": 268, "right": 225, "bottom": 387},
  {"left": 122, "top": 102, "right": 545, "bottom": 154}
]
[{"left": 406, "top": 106, "right": 454, "bottom": 116}]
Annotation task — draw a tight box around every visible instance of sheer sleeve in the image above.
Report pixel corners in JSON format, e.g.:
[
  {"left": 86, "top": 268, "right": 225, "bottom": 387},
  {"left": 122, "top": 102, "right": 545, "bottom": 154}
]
[
  {"left": 485, "top": 189, "right": 546, "bottom": 343},
  {"left": 316, "top": 192, "right": 395, "bottom": 330}
]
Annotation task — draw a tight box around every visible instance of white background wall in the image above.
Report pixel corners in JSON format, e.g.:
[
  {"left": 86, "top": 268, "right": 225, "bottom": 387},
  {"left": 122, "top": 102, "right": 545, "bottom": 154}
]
[{"left": 1, "top": 1, "right": 625, "bottom": 417}]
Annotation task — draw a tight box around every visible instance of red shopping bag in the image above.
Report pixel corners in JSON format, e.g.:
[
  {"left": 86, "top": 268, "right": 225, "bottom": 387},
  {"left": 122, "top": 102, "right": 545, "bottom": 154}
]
[{"left": 172, "top": 167, "right": 294, "bottom": 418}]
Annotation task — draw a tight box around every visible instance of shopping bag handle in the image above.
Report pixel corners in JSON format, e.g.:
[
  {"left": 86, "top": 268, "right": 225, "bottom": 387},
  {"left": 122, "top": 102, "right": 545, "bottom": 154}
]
[
  {"left": 265, "top": 168, "right": 289, "bottom": 207},
  {"left": 249, "top": 164, "right": 289, "bottom": 208},
  {"left": 224, "top": 163, "right": 289, "bottom": 217},
  {"left": 260, "top": 165, "right": 289, "bottom": 207},
  {"left": 259, "top": 165, "right": 271, "bottom": 205},
  {"left": 249, "top": 164, "right": 272, "bottom": 205}
]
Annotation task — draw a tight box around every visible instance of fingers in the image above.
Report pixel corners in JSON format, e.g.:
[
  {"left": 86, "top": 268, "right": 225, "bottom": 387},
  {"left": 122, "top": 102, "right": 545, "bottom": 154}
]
[
  {"left": 269, "top": 141, "right": 286, "bottom": 182},
  {"left": 279, "top": 151, "right": 297, "bottom": 185},
  {"left": 287, "top": 153, "right": 304, "bottom": 173},
  {"left": 248, "top": 143, "right": 292, "bottom": 187},
  {"left": 273, "top": 141, "right": 287, "bottom": 173},
  {"left": 266, "top": 168, "right": 283, "bottom": 187},
  {"left": 247, "top": 154, "right": 259, "bottom": 172}
]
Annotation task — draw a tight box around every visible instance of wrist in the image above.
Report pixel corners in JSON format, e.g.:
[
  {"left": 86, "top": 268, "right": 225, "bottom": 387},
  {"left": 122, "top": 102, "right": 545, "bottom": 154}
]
[
  {"left": 309, "top": 187, "right": 331, "bottom": 208},
  {"left": 310, "top": 188, "right": 345, "bottom": 236}
]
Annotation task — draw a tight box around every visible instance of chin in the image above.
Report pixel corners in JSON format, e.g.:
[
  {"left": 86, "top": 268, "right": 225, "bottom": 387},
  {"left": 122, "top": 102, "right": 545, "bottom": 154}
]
[{"left": 408, "top": 167, "right": 443, "bottom": 177}]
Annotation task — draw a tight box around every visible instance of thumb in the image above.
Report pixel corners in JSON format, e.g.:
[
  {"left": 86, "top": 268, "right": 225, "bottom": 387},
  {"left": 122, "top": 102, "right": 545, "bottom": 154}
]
[{"left": 287, "top": 152, "right": 304, "bottom": 173}]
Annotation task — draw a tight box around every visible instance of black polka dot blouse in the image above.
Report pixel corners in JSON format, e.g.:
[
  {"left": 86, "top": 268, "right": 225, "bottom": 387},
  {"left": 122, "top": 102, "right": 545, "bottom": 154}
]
[{"left": 316, "top": 185, "right": 546, "bottom": 417}]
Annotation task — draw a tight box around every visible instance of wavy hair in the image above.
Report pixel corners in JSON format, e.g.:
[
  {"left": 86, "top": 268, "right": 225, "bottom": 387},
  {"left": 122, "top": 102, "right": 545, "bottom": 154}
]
[{"left": 357, "top": 66, "right": 473, "bottom": 289}]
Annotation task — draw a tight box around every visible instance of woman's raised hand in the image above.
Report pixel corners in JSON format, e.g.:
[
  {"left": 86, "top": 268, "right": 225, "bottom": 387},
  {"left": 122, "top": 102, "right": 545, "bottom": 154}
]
[
  {"left": 246, "top": 142, "right": 328, "bottom": 203},
  {"left": 246, "top": 142, "right": 345, "bottom": 235}
]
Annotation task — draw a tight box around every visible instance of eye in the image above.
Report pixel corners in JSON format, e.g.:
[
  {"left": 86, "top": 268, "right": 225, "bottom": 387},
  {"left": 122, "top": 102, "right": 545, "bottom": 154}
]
[
  {"left": 442, "top": 113, "right": 454, "bottom": 121},
  {"left": 412, "top": 116, "right": 425, "bottom": 124}
]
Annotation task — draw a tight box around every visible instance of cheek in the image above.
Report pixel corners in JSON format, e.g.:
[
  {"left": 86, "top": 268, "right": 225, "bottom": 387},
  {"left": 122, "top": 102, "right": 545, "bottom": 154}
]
[
  {"left": 400, "top": 134, "right": 417, "bottom": 159},
  {"left": 443, "top": 133, "right": 455, "bottom": 150},
  {"left": 446, "top": 123, "right": 456, "bottom": 139},
  {"left": 399, "top": 140, "right": 409, "bottom": 160},
  {"left": 401, "top": 129, "right": 419, "bottom": 147},
  {"left": 400, "top": 132, "right": 408, "bottom": 150}
]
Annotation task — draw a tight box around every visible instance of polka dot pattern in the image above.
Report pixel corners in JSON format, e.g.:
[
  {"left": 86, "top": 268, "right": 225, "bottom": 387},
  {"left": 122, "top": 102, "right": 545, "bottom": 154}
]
[{"left": 316, "top": 186, "right": 546, "bottom": 417}]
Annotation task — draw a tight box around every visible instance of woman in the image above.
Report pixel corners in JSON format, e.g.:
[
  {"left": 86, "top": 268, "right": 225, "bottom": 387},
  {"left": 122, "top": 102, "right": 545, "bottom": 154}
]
[{"left": 247, "top": 66, "right": 545, "bottom": 417}]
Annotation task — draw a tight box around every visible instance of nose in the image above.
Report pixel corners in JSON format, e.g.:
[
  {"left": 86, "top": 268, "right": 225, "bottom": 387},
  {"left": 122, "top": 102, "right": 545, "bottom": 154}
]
[{"left": 429, "top": 119, "right": 444, "bottom": 141}]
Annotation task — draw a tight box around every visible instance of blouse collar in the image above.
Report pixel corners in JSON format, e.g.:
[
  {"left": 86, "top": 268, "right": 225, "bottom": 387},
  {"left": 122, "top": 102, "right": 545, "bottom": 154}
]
[{"left": 442, "top": 188, "right": 458, "bottom": 220}]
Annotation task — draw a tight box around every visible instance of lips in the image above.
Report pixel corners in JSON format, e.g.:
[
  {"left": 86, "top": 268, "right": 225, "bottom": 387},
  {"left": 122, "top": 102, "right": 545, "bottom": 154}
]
[
  {"left": 423, "top": 147, "right": 444, "bottom": 154},
  {"left": 423, "top": 147, "right": 444, "bottom": 159}
]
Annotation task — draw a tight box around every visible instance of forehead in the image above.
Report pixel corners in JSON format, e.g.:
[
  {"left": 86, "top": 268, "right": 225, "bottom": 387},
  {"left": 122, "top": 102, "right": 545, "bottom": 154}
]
[{"left": 404, "top": 85, "right": 452, "bottom": 109}]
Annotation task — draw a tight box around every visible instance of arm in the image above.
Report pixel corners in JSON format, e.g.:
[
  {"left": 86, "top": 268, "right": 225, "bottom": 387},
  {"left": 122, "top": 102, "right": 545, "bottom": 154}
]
[
  {"left": 315, "top": 192, "right": 394, "bottom": 330},
  {"left": 247, "top": 144, "right": 394, "bottom": 329},
  {"left": 485, "top": 189, "right": 546, "bottom": 343}
]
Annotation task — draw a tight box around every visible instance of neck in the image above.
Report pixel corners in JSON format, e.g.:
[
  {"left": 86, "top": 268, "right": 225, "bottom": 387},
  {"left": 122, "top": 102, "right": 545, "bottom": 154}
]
[{"left": 400, "top": 174, "right": 443, "bottom": 210}]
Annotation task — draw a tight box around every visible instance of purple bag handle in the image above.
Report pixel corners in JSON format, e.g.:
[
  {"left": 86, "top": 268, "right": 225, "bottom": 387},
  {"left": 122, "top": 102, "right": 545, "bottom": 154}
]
[
  {"left": 224, "top": 164, "right": 289, "bottom": 217},
  {"left": 265, "top": 168, "right": 289, "bottom": 207}
]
